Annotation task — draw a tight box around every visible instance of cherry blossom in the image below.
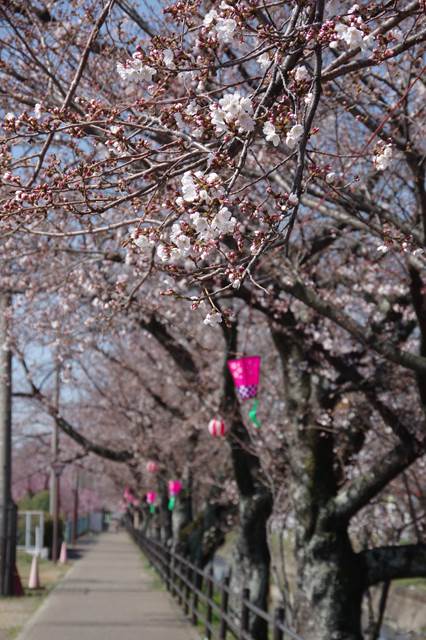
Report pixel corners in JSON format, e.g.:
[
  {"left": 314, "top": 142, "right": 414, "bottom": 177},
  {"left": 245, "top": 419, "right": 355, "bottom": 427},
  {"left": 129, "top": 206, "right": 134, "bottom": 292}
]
[
  {"left": 374, "top": 145, "right": 393, "bottom": 171},
  {"left": 203, "top": 311, "right": 222, "bottom": 327},
  {"left": 286, "top": 124, "right": 304, "bottom": 149},
  {"left": 210, "top": 92, "right": 255, "bottom": 134},
  {"left": 117, "top": 53, "right": 155, "bottom": 82},
  {"left": 263, "top": 122, "right": 280, "bottom": 147}
]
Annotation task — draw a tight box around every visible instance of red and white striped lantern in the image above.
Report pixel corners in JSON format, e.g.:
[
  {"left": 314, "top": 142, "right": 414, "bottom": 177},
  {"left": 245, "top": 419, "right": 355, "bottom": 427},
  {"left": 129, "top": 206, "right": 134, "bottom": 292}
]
[
  {"left": 208, "top": 417, "right": 227, "bottom": 437},
  {"left": 146, "top": 460, "right": 159, "bottom": 474}
]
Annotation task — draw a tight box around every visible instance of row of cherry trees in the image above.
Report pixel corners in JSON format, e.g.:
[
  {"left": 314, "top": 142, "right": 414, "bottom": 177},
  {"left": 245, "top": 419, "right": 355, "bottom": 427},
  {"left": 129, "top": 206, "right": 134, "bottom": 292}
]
[{"left": 1, "top": 1, "right": 426, "bottom": 639}]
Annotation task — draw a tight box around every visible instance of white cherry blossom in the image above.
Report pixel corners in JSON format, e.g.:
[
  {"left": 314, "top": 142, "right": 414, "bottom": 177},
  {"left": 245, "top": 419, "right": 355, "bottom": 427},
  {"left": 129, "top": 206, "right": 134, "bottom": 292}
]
[
  {"left": 374, "top": 145, "right": 393, "bottom": 171},
  {"left": 210, "top": 92, "right": 254, "bottom": 134},
  {"left": 190, "top": 212, "right": 212, "bottom": 240},
  {"left": 335, "top": 23, "right": 364, "bottom": 49},
  {"left": 286, "top": 124, "right": 304, "bottom": 149},
  {"left": 294, "top": 66, "right": 309, "bottom": 82},
  {"left": 132, "top": 231, "right": 155, "bottom": 252},
  {"left": 203, "top": 311, "right": 222, "bottom": 327},
  {"left": 117, "top": 53, "right": 155, "bottom": 82},
  {"left": 263, "top": 121, "right": 280, "bottom": 146},
  {"left": 203, "top": 9, "right": 218, "bottom": 26},
  {"left": 211, "top": 207, "right": 236, "bottom": 235},
  {"left": 215, "top": 17, "right": 237, "bottom": 43},
  {"left": 181, "top": 172, "right": 198, "bottom": 202},
  {"left": 185, "top": 101, "right": 198, "bottom": 116}
]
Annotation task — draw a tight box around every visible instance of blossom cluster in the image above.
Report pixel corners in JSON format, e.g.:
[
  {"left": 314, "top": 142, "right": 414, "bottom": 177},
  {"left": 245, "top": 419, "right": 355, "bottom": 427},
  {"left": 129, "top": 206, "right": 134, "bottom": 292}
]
[
  {"left": 203, "top": 3, "right": 237, "bottom": 44},
  {"left": 210, "top": 92, "right": 254, "bottom": 134},
  {"left": 117, "top": 52, "right": 155, "bottom": 82}
]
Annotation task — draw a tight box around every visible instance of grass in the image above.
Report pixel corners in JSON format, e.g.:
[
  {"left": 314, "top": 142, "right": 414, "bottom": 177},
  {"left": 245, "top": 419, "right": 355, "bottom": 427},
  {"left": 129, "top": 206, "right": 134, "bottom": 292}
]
[
  {"left": 140, "top": 556, "right": 166, "bottom": 592},
  {"left": 394, "top": 577, "right": 426, "bottom": 591},
  {"left": 0, "top": 550, "right": 71, "bottom": 639}
]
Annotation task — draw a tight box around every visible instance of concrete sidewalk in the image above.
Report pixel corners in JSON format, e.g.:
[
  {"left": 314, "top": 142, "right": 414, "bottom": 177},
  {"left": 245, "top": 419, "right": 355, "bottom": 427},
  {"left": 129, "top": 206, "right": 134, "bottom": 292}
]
[{"left": 16, "top": 531, "right": 199, "bottom": 640}]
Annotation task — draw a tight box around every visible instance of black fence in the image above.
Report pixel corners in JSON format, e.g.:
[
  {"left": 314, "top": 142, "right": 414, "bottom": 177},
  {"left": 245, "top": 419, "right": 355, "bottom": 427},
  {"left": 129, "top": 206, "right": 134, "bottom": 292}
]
[{"left": 127, "top": 523, "right": 303, "bottom": 640}]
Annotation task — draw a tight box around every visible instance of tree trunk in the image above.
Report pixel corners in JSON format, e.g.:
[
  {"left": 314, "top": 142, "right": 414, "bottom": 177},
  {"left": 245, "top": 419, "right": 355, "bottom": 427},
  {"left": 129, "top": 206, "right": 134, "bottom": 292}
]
[
  {"left": 272, "top": 325, "right": 364, "bottom": 640},
  {"left": 230, "top": 491, "right": 272, "bottom": 639},
  {"left": 294, "top": 527, "right": 364, "bottom": 640},
  {"left": 222, "top": 321, "right": 272, "bottom": 640}
]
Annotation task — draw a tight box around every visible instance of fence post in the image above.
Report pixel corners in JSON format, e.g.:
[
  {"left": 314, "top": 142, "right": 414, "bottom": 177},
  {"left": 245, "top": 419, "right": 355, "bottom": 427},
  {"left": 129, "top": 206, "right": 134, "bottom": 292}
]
[
  {"left": 170, "top": 549, "right": 177, "bottom": 598},
  {"left": 191, "top": 565, "right": 199, "bottom": 626},
  {"left": 273, "top": 606, "right": 285, "bottom": 640},
  {"left": 165, "top": 547, "right": 171, "bottom": 591},
  {"left": 205, "top": 565, "right": 214, "bottom": 640},
  {"left": 240, "top": 588, "right": 250, "bottom": 640},
  {"left": 219, "top": 572, "right": 230, "bottom": 640},
  {"left": 176, "top": 556, "right": 182, "bottom": 605},
  {"left": 183, "top": 559, "right": 190, "bottom": 615}
]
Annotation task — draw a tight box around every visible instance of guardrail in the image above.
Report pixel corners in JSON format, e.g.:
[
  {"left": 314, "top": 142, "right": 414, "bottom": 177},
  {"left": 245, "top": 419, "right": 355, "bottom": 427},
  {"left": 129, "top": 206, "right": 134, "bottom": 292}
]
[{"left": 127, "top": 522, "right": 303, "bottom": 640}]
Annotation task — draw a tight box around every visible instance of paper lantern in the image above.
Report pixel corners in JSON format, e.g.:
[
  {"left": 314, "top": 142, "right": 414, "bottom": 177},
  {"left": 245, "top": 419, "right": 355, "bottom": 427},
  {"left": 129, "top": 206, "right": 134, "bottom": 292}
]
[
  {"left": 123, "top": 486, "right": 140, "bottom": 507},
  {"left": 146, "top": 491, "right": 157, "bottom": 514},
  {"left": 227, "top": 356, "right": 261, "bottom": 400},
  {"left": 227, "top": 356, "right": 261, "bottom": 428},
  {"left": 146, "top": 460, "right": 159, "bottom": 474},
  {"left": 168, "top": 480, "right": 182, "bottom": 510},
  {"left": 208, "top": 417, "right": 227, "bottom": 437}
]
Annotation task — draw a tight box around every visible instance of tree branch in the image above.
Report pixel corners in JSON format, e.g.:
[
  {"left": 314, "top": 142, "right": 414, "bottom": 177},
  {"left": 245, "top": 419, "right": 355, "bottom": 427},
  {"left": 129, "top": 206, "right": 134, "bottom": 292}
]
[
  {"left": 278, "top": 273, "right": 426, "bottom": 375},
  {"left": 360, "top": 543, "right": 426, "bottom": 587},
  {"left": 333, "top": 440, "right": 424, "bottom": 522}
]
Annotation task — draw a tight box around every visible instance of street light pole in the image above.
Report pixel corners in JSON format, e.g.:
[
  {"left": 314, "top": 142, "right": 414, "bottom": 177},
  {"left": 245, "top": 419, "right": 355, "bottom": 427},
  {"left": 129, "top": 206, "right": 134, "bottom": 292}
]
[
  {"left": 0, "top": 292, "right": 16, "bottom": 596},
  {"left": 71, "top": 468, "right": 79, "bottom": 546},
  {"left": 50, "top": 364, "right": 60, "bottom": 562}
]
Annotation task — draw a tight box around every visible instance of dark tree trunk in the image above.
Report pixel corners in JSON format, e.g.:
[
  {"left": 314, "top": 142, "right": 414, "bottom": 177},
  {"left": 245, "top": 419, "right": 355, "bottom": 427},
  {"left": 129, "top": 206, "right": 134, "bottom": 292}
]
[
  {"left": 294, "top": 526, "right": 364, "bottom": 640},
  {"left": 222, "top": 321, "right": 272, "bottom": 640},
  {"left": 177, "top": 500, "right": 232, "bottom": 568},
  {"left": 172, "top": 490, "right": 192, "bottom": 545},
  {"left": 272, "top": 326, "right": 364, "bottom": 640}
]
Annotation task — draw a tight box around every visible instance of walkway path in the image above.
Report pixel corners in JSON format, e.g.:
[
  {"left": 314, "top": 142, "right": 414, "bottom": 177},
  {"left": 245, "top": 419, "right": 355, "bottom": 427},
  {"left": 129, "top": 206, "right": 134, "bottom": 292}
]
[{"left": 17, "top": 531, "right": 199, "bottom": 640}]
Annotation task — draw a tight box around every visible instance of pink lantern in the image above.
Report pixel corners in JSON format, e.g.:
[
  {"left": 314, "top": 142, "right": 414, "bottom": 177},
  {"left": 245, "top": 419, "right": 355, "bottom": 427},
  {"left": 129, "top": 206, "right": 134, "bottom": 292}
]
[
  {"left": 168, "top": 480, "right": 182, "bottom": 496},
  {"left": 124, "top": 486, "right": 140, "bottom": 507},
  {"left": 146, "top": 491, "right": 157, "bottom": 505},
  {"left": 168, "top": 480, "right": 182, "bottom": 511},
  {"left": 208, "top": 417, "right": 227, "bottom": 437},
  {"left": 146, "top": 491, "right": 157, "bottom": 514},
  {"left": 146, "top": 460, "right": 159, "bottom": 474},
  {"left": 227, "top": 356, "right": 261, "bottom": 401}
]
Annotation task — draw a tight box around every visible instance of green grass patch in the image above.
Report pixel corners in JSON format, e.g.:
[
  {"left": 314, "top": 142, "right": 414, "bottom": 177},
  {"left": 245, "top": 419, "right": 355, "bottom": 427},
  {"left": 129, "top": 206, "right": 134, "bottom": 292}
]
[{"left": 394, "top": 577, "right": 426, "bottom": 590}]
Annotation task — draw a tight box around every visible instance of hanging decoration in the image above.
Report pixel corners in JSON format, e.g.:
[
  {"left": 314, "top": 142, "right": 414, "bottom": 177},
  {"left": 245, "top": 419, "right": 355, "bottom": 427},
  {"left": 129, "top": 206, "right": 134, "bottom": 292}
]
[
  {"left": 168, "top": 480, "right": 182, "bottom": 511},
  {"left": 123, "top": 486, "right": 140, "bottom": 507},
  {"left": 146, "top": 491, "right": 157, "bottom": 514},
  {"left": 208, "top": 417, "right": 227, "bottom": 437},
  {"left": 146, "top": 460, "right": 159, "bottom": 474},
  {"left": 227, "top": 356, "right": 261, "bottom": 428}
]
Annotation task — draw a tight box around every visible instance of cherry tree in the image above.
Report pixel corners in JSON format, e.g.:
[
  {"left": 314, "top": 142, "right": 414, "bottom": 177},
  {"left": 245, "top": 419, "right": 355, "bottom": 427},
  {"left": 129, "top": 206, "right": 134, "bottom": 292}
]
[{"left": 1, "top": 1, "right": 426, "bottom": 639}]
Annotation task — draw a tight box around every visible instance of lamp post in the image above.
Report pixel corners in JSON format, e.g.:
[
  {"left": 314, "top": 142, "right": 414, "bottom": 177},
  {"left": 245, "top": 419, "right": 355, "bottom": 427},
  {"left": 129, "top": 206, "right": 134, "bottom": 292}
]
[
  {"left": 50, "top": 460, "right": 65, "bottom": 563},
  {"left": 71, "top": 468, "right": 79, "bottom": 546},
  {"left": 0, "top": 292, "right": 17, "bottom": 596},
  {"left": 49, "top": 363, "right": 61, "bottom": 562}
]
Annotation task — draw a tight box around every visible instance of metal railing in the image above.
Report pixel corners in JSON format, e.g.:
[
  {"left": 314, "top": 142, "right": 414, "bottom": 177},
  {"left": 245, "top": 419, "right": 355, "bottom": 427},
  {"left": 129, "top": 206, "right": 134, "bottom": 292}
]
[{"left": 127, "top": 522, "right": 303, "bottom": 640}]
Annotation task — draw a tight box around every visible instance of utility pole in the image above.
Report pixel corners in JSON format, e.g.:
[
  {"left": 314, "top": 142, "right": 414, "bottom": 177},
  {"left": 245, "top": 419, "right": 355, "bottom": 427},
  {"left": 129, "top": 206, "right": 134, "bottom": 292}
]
[
  {"left": 71, "top": 468, "right": 79, "bottom": 546},
  {"left": 0, "top": 292, "right": 17, "bottom": 596},
  {"left": 49, "top": 364, "right": 60, "bottom": 562}
]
